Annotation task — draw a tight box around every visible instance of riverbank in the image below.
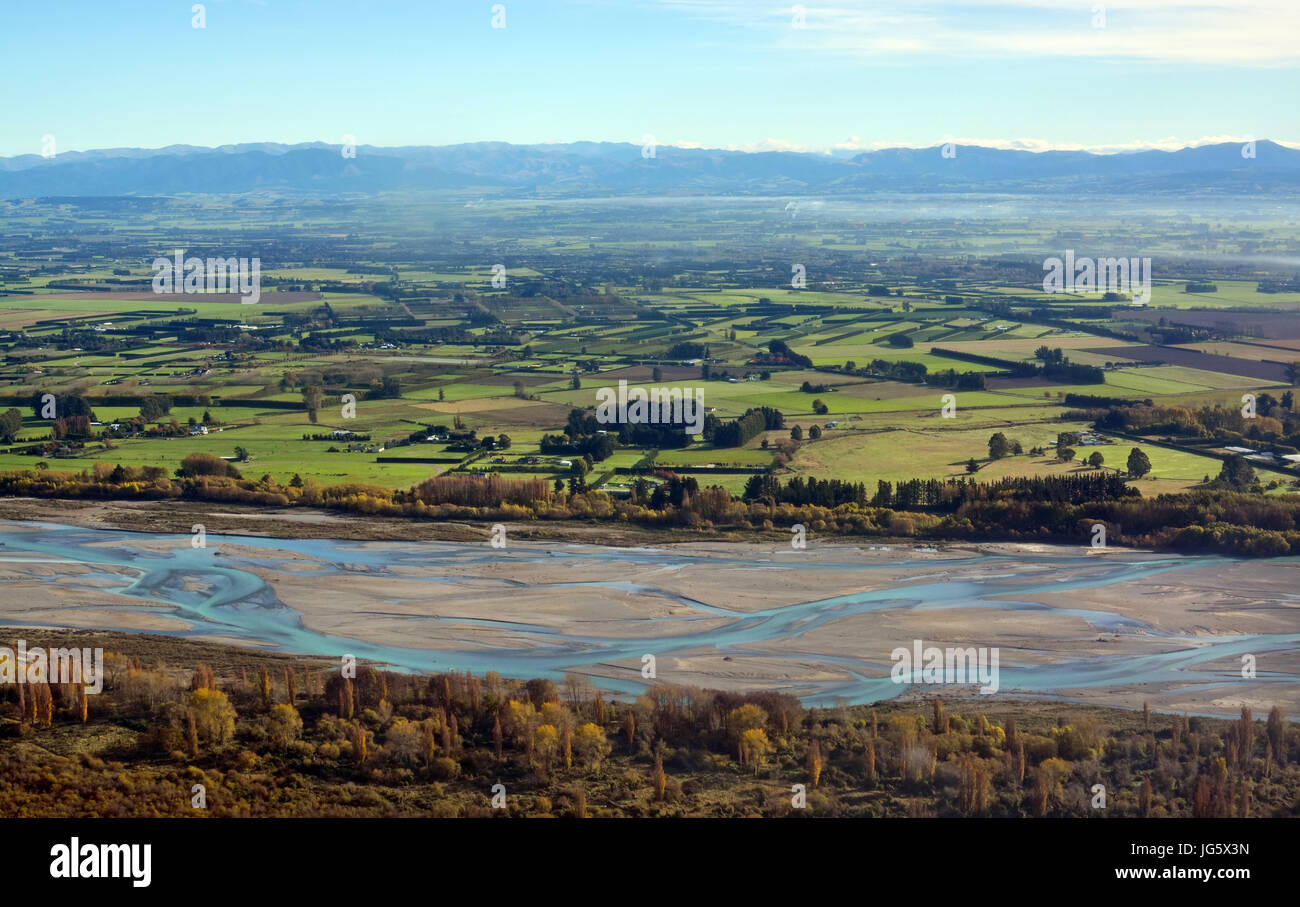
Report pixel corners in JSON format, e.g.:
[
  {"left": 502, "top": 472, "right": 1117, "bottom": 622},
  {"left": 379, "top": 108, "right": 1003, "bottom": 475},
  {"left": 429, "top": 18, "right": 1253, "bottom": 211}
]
[{"left": 1, "top": 509, "right": 1296, "bottom": 718}]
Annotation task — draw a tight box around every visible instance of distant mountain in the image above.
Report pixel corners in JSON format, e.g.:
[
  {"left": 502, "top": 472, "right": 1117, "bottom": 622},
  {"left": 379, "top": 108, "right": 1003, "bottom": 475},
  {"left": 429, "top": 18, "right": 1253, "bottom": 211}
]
[{"left": 1, "top": 140, "right": 1296, "bottom": 197}]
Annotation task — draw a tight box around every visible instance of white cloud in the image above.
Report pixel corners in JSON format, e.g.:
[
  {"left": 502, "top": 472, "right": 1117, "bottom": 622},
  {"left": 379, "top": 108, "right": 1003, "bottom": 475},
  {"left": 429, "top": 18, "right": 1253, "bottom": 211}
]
[
  {"left": 668, "top": 134, "right": 1300, "bottom": 154},
  {"left": 651, "top": 0, "right": 1300, "bottom": 65}
]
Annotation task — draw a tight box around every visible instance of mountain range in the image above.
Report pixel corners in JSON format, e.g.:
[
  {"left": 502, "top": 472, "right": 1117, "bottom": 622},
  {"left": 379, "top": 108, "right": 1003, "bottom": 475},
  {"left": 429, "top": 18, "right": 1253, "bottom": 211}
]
[{"left": 2, "top": 140, "right": 1297, "bottom": 197}]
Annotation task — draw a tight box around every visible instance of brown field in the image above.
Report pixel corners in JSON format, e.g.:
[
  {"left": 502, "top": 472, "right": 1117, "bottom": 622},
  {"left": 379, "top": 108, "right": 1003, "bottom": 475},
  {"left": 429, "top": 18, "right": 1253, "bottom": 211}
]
[
  {"left": 835, "top": 379, "right": 936, "bottom": 400},
  {"left": 476, "top": 373, "right": 561, "bottom": 387},
  {"left": 596, "top": 364, "right": 703, "bottom": 381},
  {"left": 33, "top": 291, "right": 322, "bottom": 303},
  {"left": 0, "top": 308, "right": 114, "bottom": 329},
  {"left": 1087, "top": 345, "right": 1290, "bottom": 382},
  {"left": 416, "top": 398, "right": 573, "bottom": 427},
  {"left": 1254, "top": 338, "right": 1300, "bottom": 352},
  {"left": 985, "top": 376, "right": 1065, "bottom": 390},
  {"left": 1175, "top": 341, "right": 1300, "bottom": 362},
  {"left": 930, "top": 336, "right": 1131, "bottom": 357},
  {"left": 1123, "top": 308, "right": 1300, "bottom": 339},
  {"left": 416, "top": 396, "right": 542, "bottom": 414}
]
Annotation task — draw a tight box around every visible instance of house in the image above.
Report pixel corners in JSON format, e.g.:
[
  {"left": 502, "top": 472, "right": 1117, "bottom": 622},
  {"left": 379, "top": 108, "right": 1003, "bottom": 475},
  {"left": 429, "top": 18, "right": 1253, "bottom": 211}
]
[
  {"left": 189, "top": 424, "right": 208, "bottom": 436},
  {"left": 332, "top": 429, "right": 356, "bottom": 440},
  {"left": 825, "top": 421, "right": 838, "bottom": 429}
]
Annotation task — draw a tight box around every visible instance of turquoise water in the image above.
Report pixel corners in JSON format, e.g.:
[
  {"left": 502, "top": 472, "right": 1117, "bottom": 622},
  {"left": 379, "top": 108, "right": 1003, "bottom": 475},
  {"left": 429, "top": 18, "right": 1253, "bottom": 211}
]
[{"left": 1, "top": 521, "right": 1296, "bottom": 708}]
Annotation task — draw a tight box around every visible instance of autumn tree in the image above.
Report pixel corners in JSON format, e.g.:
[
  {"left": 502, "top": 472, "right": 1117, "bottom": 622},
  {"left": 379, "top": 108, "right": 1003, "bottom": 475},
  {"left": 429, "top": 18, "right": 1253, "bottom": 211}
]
[
  {"left": 383, "top": 717, "right": 423, "bottom": 764},
  {"left": 622, "top": 710, "right": 636, "bottom": 752},
  {"left": 267, "top": 704, "right": 303, "bottom": 749},
  {"left": 807, "top": 738, "right": 823, "bottom": 788},
  {"left": 739, "top": 728, "right": 771, "bottom": 774},
  {"left": 728, "top": 704, "right": 768, "bottom": 759},
  {"left": 190, "top": 664, "right": 216, "bottom": 691},
  {"left": 31, "top": 683, "right": 54, "bottom": 728},
  {"left": 574, "top": 723, "right": 608, "bottom": 770},
  {"left": 257, "top": 667, "right": 272, "bottom": 709},
  {"left": 186, "top": 687, "right": 237, "bottom": 746},
  {"left": 652, "top": 749, "right": 667, "bottom": 801},
  {"left": 535, "top": 724, "right": 559, "bottom": 772},
  {"left": 1266, "top": 706, "right": 1286, "bottom": 766},
  {"left": 933, "top": 697, "right": 949, "bottom": 734},
  {"left": 1030, "top": 766, "right": 1050, "bottom": 817},
  {"left": 351, "top": 722, "right": 368, "bottom": 765}
]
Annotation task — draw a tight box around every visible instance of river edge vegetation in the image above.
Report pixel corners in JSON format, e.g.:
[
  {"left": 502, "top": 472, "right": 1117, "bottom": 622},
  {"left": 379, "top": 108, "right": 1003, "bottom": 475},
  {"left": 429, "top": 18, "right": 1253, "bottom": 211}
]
[
  {"left": 1, "top": 630, "right": 1294, "bottom": 818},
  {"left": 2, "top": 457, "right": 1299, "bottom": 556}
]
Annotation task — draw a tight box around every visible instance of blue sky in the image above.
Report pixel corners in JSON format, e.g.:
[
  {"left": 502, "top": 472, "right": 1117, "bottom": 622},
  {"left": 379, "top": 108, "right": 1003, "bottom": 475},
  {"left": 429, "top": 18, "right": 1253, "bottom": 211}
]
[{"left": 4, "top": 0, "right": 1297, "bottom": 157}]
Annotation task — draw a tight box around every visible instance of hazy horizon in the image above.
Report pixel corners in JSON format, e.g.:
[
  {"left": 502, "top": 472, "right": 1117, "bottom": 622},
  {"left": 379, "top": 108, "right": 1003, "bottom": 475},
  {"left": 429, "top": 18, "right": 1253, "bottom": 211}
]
[{"left": 5, "top": 0, "right": 1297, "bottom": 158}]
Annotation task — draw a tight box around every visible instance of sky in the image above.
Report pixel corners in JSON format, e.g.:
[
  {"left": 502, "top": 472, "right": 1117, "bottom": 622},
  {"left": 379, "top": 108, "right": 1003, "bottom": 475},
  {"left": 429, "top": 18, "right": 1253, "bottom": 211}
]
[{"left": 3, "top": 0, "right": 1298, "bottom": 157}]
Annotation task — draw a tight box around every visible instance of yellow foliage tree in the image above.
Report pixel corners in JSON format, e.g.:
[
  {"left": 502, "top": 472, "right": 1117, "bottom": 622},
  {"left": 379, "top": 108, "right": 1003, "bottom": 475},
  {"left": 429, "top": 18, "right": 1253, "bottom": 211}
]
[
  {"left": 574, "top": 722, "right": 608, "bottom": 770},
  {"left": 535, "top": 724, "right": 559, "bottom": 771},
  {"left": 267, "top": 704, "right": 303, "bottom": 749},
  {"left": 185, "top": 687, "right": 236, "bottom": 746},
  {"left": 739, "top": 728, "right": 771, "bottom": 774}
]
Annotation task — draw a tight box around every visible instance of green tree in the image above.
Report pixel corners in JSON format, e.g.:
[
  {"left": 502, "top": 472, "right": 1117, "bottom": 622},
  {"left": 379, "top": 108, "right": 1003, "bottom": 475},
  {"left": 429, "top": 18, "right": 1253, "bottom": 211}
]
[
  {"left": 301, "top": 385, "right": 323, "bottom": 423},
  {"left": 987, "top": 432, "right": 1011, "bottom": 459},
  {"left": 0, "top": 408, "right": 22, "bottom": 444},
  {"left": 139, "top": 394, "right": 172, "bottom": 422},
  {"left": 1127, "top": 447, "right": 1152, "bottom": 478},
  {"left": 1087, "top": 451, "right": 1105, "bottom": 468},
  {"left": 1216, "top": 455, "right": 1256, "bottom": 489}
]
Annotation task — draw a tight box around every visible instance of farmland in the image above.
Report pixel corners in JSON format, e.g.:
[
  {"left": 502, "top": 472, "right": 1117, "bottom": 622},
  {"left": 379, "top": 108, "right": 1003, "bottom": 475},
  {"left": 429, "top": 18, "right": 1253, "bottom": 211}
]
[{"left": 1, "top": 191, "right": 1298, "bottom": 503}]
